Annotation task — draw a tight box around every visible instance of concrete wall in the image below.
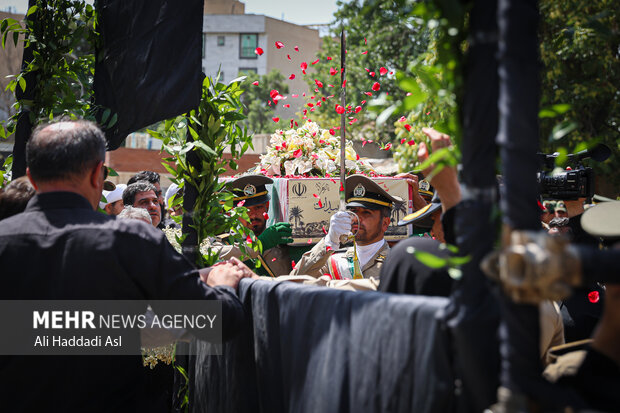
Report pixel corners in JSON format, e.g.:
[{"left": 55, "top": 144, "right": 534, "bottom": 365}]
[
  {"left": 204, "top": 0, "right": 245, "bottom": 15},
  {"left": 203, "top": 14, "right": 268, "bottom": 82}
]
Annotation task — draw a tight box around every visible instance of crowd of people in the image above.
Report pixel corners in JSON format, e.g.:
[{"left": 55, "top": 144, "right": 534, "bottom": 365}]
[{"left": 0, "top": 119, "right": 617, "bottom": 411}]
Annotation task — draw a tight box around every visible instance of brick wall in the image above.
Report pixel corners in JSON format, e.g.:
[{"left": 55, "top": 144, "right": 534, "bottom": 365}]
[{"left": 105, "top": 147, "right": 261, "bottom": 186}]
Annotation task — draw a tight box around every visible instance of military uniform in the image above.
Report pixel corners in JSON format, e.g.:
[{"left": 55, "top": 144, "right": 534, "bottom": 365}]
[
  {"left": 291, "top": 237, "right": 389, "bottom": 280},
  {"left": 210, "top": 238, "right": 292, "bottom": 277},
  {"left": 291, "top": 175, "right": 402, "bottom": 281},
  {"left": 214, "top": 175, "right": 293, "bottom": 276}
]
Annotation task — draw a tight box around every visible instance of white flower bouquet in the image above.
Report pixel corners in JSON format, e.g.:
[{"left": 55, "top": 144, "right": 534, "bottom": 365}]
[{"left": 256, "top": 121, "right": 375, "bottom": 177}]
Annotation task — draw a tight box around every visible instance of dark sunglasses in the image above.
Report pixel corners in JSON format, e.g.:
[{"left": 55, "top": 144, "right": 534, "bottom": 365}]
[{"left": 102, "top": 164, "right": 109, "bottom": 180}]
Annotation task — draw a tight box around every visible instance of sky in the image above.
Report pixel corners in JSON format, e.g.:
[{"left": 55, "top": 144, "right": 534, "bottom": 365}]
[{"left": 0, "top": 0, "right": 340, "bottom": 26}]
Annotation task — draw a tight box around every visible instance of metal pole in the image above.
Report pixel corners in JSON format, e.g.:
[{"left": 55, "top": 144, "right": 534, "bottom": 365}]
[{"left": 339, "top": 29, "right": 347, "bottom": 210}]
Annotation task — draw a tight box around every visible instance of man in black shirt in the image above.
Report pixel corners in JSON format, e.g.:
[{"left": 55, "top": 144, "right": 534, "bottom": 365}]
[{"left": 0, "top": 120, "right": 252, "bottom": 412}]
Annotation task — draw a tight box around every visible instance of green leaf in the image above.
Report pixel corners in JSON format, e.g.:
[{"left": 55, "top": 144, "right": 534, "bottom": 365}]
[
  {"left": 27, "top": 5, "right": 38, "bottom": 16},
  {"left": 539, "top": 103, "right": 571, "bottom": 118},
  {"left": 18, "top": 76, "right": 26, "bottom": 93},
  {"left": 549, "top": 120, "right": 578, "bottom": 142},
  {"left": 101, "top": 108, "right": 111, "bottom": 124},
  {"left": 413, "top": 250, "right": 448, "bottom": 268}
]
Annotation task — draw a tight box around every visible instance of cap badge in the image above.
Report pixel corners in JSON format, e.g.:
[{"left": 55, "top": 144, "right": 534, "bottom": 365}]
[
  {"left": 353, "top": 183, "right": 366, "bottom": 197},
  {"left": 419, "top": 180, "right": 430, "bottom": 192},
  {"left": 243, "top": 184, "right": 256, "bottom": 197}
]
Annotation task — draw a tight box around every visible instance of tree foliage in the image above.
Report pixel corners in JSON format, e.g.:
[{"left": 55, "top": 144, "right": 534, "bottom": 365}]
[
  {"left": 149, "top": 75, "right": 257, "bottom": 267},
  {"left": 539, "top": 0, "right": 620, "bottom": 193},
  {"left": 239, "top": 69, "right": 289, "bottom": 134}
]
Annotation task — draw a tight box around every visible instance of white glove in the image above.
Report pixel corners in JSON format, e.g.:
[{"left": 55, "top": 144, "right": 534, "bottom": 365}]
[{"left": 326, "top": 211, "right": 352, "bottom": 248}]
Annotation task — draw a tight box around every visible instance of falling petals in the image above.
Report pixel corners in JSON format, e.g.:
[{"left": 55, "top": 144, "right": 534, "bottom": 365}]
[
  {"left": 400, "top": 138, "right": 406, "bottom": 144},
  {"left": 283, "top": 104, "right": 290, "bottom": 108},
  {"left": 272, "top": 257, "right": 277, "bottom": 262},
  {"left": 270, "top": 89, "right": 280, "bottom": 99},
  {"left": 289, "top": 74, "right": 296, "bottom": 80},
  {"left": 294, "top": 46, "right": 299, "bottom": 51},
  {"left": 588, "top": 291, "right": 600, "bottom": 303},
  {"left": 308, "top": 238, "right": 313, "bottom": 244},
  {"left": 318, "top": 200, "right": 323, "bottom": 208},
  {"left": 335, "top": 105, "right": 345, "bottom": 114},
  {"left": 315, "top": 79, "right": 323, "bottom": 88},
  {"left": 292, "top": 94, "right": 299, "bottom": 98},
  {"left": 293, "top": 149, "right": 303, "bottom": 158},
  {"left": 362, "top": 140, "right": 368, "bottom": 147},
  {"left": 342, "top": 80, "right": 347, "bottom": 88},
  {"left": 399, "top": 116, "right": 406, "bottom": 122},
  {"left": 363, "top": 92, "right": 373, "bottom": 96},
  {"left": 404, "top": 124, "right": 412, "bottom": 132},
  {"left": 237, "top": 200, "right": 246, "bottom": 207},
  {"left": 300, "top": 62, "right": 308, "bottom": 70},
  {"left": 361, "top": 51, "right": 368, "bottom": 55},
  {"left": 383, "top": 143, "right": 392, "bottom": 151},
  {"left": 263, "top": 212, "right": 269, "bottom": 220},
  {"left": 252, "top": 81, "right": 259, "bottom": 86},
  {"left": 329, "top": 67, "right": 338, "bottom": 76},
  {"left": 371, "top": 82, "right": 381, "bottom": 91},
  {"left": 272, "top": 117, "right": 280, "bottom": 123},
  {"left": 255, "top": 47, "right": 264, "bottom": 56},
  {"left": 329, "top": 128, "right": 335, "bottom": 135},
  {"left": 275, "top": 41, "right": 284, "bottom": 49},
  {"left": 311, "top": 59, "right": 319, "bottom": 65},
  {"left": 287, "top": 54, "right": 291, "bottom": 60},
  {"left": 379, "top": 67, "right": 388, "bottom": 76},
  {"left": 326, "top": 56, "right": 332, "bottom": 60},
  {"left": 354, "top": 106, "right": 362, "bottom": 113},
  {"left": 246, "top": 235, "right": 252, "bottom": 243},
  {"left": 407, "top": 140, "right": 415, "bottom": 146},
  {"left": 340, "top": 183, "right": 344, "bottom": 192},
  {"left": 291, "top": 260, "right": 296, "bottom": 269},
  {"left": 361, "top": 100, "right": 366, "bottom": 104},
  {"left": 370, "top": 71, "right": 375, "bottom": 77}
]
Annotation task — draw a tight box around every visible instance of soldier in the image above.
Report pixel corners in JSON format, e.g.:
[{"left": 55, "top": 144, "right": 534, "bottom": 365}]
[
  {"left": 291, "top": 175, "right": 403, "bottom": 280},
  {"left": 213, "top": 175, "right": 294, "bottom": 277}
]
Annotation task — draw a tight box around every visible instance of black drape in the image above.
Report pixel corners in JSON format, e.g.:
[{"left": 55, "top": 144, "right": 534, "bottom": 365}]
[
  {"left": 94, "top": 0, "right": 203, "bottom": 150},
  {"left": 190, "top": 279, "right": 455, "bottom": 413}
]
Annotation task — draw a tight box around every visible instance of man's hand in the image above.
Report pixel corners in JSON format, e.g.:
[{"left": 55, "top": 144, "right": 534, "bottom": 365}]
[
  {"left": 326, "top": 211, "right": 352, "bottom": 248},
  {"left": 394, "top": 172, "right": 428, "bottom": 210},
  {"left": 257, "top": 222, "right": 293, "bottom": 251},
  {"left": 418, "top": 127, "right": 461, "bottom": 212},
  {"left": 200, "top": 257, "right": 257, "bottom": 289},
  {"left": 563, "top": 198, "right": 586, "bottom": 218}
]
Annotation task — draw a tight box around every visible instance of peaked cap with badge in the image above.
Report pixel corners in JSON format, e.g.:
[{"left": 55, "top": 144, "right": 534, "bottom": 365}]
[
  {"left": 345, "top": 175, "right": 403, "bottom": 210},
  {"left": 229, "top": 175, "right": 273, "bottom": 207},
  {"left": 398, "top": 191, "right": 441, "bottom": 228}
]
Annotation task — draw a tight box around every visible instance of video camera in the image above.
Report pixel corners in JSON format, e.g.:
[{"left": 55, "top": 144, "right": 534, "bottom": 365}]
[{"left": 537, "top": 144, "right": 611, "bottom": 200}]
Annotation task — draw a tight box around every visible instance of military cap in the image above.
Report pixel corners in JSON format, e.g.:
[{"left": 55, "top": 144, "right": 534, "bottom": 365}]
[
  {"left": 542, "top": 200, "right": 556, "bottom": 213},
  {"left": 581, "top": 201, "right": 620, "bottom": 239},
  {"left": 345, "top": 175, "right": 403, "bottom": 210},
  {"left": 228, "top": 175, "right": 273, "bottom": 207},
  {"left": 398, "top": 191, "right": 441, "bottom": 228},
  {"left": 555, "top": 201, "right": 567, "bottom": 213}
]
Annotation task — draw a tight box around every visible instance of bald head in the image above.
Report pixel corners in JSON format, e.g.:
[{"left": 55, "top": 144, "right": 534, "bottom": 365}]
[{"left": 26, "top": 120, "right": 106, "bottom": 184}]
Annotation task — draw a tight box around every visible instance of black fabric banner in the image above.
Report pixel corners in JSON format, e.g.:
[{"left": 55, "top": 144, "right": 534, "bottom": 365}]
[
  {"left": 94, "top": 0, "right": 203, "bottom": 150},
  {"left": 190, "top": 279, "right": 454, "bottom": 413}
]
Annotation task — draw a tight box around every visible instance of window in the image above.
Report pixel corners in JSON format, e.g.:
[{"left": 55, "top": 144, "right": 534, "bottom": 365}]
[
  {"left": 239, "top": 33, "right": 258, "bottom": 59},
  {"left": 217, "top": 36, "right": 225, "bottom": 46},
  {"left": 202, "top": 33, "right": 206, "bottom": 58},
  {"left": 239, "top": 68, "right": 257, "bottom": 75}
]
